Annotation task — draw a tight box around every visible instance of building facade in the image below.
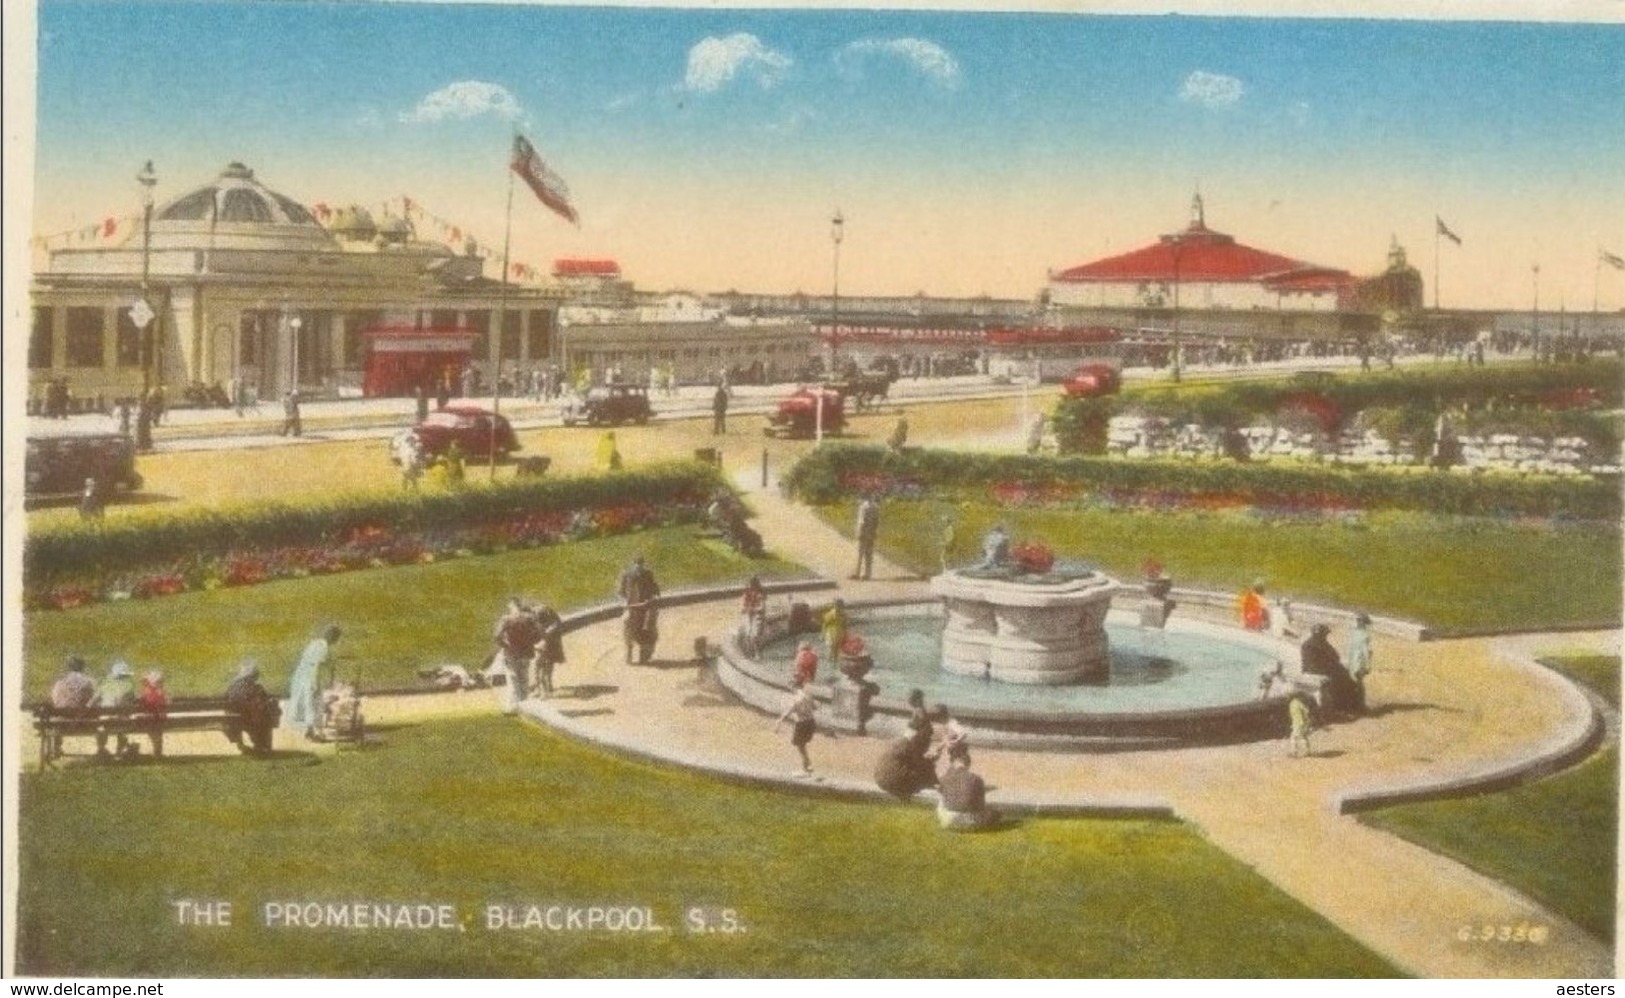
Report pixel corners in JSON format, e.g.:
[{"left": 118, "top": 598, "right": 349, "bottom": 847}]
[
  {"left": 1048, "top": 195, "right": 1357, "bottom": 313},
  {"left": 28, "top": 162, "right": 564, "bottom": 403}
]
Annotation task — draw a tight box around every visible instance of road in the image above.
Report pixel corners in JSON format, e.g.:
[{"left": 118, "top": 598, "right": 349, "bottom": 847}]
[{"left": 21, "top": 352, "right": 1478, "bottom": 524}]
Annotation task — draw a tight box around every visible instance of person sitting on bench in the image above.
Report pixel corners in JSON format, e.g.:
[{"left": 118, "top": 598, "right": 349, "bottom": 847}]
[
  {"left": 94, "top": 661, "right": 137, "bottom": 759},
  {"left": 224, "top": 661, "right": 280, "bottom": 756}
]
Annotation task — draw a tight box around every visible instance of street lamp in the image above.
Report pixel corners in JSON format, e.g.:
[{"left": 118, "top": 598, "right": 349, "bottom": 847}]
[
  {"left": 1170, "top": 239, "right": 1184, "bottom": 383},
  {"left": 829, "top": 209, "right": 844, "bottom": 378},
  {"left": 289, "top": 315, "right": 303, "bottom": 395},
  {"left": 1532, "top": 263, "right": 1541, "bottom": 361},
  {"left": 138, "top": 161, "right": 157, "bottom": 395}
]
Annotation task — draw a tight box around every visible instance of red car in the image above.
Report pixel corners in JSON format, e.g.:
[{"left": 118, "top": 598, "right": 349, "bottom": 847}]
[
  {"left": 408, "top": 404, "right": 521, "bottom": 460},
  {"left": 764, "top": 387, "right": 845, "bottom": 438},
  {"left": 1061, "top": 363, "right": 1122, "bottom": 398}
]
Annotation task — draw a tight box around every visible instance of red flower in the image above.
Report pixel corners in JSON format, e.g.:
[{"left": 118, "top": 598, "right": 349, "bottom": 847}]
[{"left": 1011, "top": 542, "right": 1055, "bottom": 574}]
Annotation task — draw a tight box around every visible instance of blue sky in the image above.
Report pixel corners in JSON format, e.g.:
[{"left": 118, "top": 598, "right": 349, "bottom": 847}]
[{"left": 26, "top": 2, "right": 1625, "bottom": 307}]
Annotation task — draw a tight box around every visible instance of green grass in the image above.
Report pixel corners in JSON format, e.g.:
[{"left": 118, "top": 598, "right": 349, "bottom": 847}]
[
  {"left": 16, "top": 715, "right": 1399, "bottom": 978},
  {"left": 23, "top": 527, "right": 806, "bottom": 700},
  {"left": 831, "top": 501, "right": 1620, "bottom": 632},
  {"left": 1360, "top": 657, "right": 1620, "bottom": 944},
  {"left": 1540, "top": 655, "right": 1622, "bottom": 706}
]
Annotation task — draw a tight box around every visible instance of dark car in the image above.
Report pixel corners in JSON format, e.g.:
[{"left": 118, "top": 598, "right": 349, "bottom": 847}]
[
  {"left": 409, "top": 404, "right": 521, "bottom": 459},
  {"left": 1060, "top": 363, "right": 1122, "bottom": 398},
  {"left": 560, "top": 384, "right": 653, "bottom": 427},
  {"left": 25, "top": 430, "right": 143, "bottom": 499}
]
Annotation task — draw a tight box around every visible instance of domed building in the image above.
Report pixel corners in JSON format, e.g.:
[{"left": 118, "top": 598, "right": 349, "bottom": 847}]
[
  {"left": 1048, "top": 194, "right": 1357, "bottom": 312},
  {"left": 29, "top": 161, "right": 564, "bottom": 401}
]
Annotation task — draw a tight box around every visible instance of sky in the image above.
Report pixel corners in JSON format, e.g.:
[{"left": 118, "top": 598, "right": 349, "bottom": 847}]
[{"left": 19, "top": 1, "right": 1625, "bottom": 309}]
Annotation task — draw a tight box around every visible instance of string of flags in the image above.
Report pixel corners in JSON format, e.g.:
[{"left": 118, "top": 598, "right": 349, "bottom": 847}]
[
  {"left": 31, "top": 214, "right": 142, "bottom": 250},
  {"left": 32, "top": 197, "right": 561, "bottom": 285},
  {"left": 311, "top": 194, "right": 557, "bottom": 284}
]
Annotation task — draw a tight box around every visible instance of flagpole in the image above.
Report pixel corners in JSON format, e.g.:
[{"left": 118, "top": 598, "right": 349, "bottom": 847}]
[
  {"left": 1433, "top": 221, "right": 1441, "bottom": 312},
  {"left": 1595, "top": 249, "right": 1602, "bottom": 317},
  {"left": 492, "top": 135, "right": 516, "bottom": 481}
]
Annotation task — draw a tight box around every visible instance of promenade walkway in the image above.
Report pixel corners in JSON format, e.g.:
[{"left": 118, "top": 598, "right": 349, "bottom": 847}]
[
  {"left": 19, "top": 403, "right": 1616, "bottom": 977},
  {"left": 513, "top": 472, "right": 1616, "bottom": 979}
]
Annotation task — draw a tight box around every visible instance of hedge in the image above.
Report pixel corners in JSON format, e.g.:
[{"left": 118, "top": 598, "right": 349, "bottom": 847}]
[
  {"left": 25, "top": 461, "right": 725, "bottom": 590},
  {"left": 780, "top": 444, "right": 1620, "bottom": 520},
  {"left": 1055, "top": 359, "right": 1624, "bottom": 453}
]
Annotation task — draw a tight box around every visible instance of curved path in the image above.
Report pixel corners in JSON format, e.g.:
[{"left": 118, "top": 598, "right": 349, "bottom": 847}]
[
  {"left": 515, "top": 473, "right": 1615, "bottom": 979},
  {"left": 19, "top": 457, "right": 1614, "bottom": 977}
]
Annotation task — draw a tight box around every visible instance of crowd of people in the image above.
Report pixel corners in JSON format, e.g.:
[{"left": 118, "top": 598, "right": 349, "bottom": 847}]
[{"left": 44, "top": 624, "right": 359, "bottom": 761}]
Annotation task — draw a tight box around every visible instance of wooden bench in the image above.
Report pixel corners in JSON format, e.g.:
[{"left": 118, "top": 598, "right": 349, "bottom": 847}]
[{"left": 31, "top": 698, "right": 245, "bottom": 768}]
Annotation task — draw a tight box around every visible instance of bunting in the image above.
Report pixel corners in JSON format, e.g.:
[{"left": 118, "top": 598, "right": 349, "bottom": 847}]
[
  {"left": 1435, "top": 216, "right": 1462, "bottom": 246},
  {"left": 1601, "top": 250, "right": 1625, "bottom": 272}
]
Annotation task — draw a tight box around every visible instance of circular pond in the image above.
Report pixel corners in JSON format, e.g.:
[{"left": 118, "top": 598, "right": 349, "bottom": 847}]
[{"left": 719, "top": 603, "right": 1299, "bottom": 750}]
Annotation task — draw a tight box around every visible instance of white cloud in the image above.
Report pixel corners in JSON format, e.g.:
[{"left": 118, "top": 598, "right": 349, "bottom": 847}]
[
  {"left": 400, "top": 81, "right": 523, "bottom": 124},
  {"left": 1289, "top": 100, "right": 1312, "bottom": 125},
  {"left": 1179, "top": 71, "right": 1245, "bottom": 109},
  {"left": 839, "top": 37, "right": 961, "bottom": 89},
  {"left": 605, "top": 92, "right": 641, "bottom": 112},
  {"left": 683, "top": 34, "right": 792, "bottom": 93}
]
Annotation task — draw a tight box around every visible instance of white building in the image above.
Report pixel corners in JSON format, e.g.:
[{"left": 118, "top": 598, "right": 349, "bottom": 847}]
[{"left": 29, "top": 161, "right": 563, "bottom": 403}]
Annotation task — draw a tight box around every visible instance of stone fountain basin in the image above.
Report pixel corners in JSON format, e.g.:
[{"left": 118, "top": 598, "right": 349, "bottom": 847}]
[{"left": 716, "top": 599, "right": 1303, "bottom": 752}]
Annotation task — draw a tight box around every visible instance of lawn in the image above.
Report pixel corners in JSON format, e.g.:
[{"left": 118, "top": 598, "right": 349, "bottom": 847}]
[
  {"left": 15, "top": 715, "right": 1399, "bottom": 978},
  {"left": 1359, "top": 657, "right": 1620, "bottom": 943},
  {"left": 23, "top": 527, "right": 807, "bottom": 700},
  {"left": 829, "top": 501, "right": 1620, "bottom": 632}
]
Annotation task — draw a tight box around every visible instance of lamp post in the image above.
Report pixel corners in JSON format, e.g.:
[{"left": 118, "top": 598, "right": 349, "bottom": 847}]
[
  {"left": 1532, "top": 263, "right": 1541, "bottom": 362},
  {"left": 1170, "top": 239, "right": 1184, "bottom": 383},
  {"left": 829, "top": 209, "right": 844, "bottom": 378},
  {"left": 289, "top": 314, "right": 303, "bottom": 395},
  {"left": 138, "top": 161, "right": 157, "bottom": 396}
]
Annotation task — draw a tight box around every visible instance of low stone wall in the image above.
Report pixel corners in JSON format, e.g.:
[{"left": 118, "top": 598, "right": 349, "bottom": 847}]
[{"left": 1106, "top": 416, "right": 1620, "bottom": 477}]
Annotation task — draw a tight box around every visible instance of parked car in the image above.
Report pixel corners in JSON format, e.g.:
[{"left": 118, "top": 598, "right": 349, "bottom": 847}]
[
  {"left": 560, "top": 384, "right": 653, "bottom": 427},
  {"left": 405, "top": 404, "right": 520, "bottom": 460},
  {"left": 25, "top": 429, "right": 143, "bottom": 499},
  {"left": 1060, "top": 363, "right": 1122, "bottom": 398},
  {"left": 764, "top": 386, "right": 845, "bottom": 439}
]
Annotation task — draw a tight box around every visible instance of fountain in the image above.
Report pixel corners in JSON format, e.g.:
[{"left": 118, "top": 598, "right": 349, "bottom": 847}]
[{"left": 715, "top": 529, "right": 1302, "bottom": 750}]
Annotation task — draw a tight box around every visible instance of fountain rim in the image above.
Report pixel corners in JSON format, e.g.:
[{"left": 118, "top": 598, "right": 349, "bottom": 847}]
[{"left": 715, "top": 596, "right": 1311, "bottom": 750}]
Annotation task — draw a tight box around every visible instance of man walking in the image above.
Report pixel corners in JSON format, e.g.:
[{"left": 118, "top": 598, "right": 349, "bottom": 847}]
[
  {"left": 711, "top": 382, "right": 729, "bottom": 435},
  {"left": 281, "top": 390, "right": 302, "bottom": 437},
  {"left": 618, "top": 555, "right": 661, "bottom": 664},
  {"left": 853, "top": 495, "right": 880, "bottom": 580},
  {"left": 493, "top": 598, "right": 541, "bottom": 714}
]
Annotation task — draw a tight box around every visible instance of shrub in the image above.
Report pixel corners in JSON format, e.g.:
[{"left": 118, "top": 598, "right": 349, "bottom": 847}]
[
  {"left": 780, "top": 445, "right": 1618, "bottom": 520},
  {"left": 26, "top": 461, "right": 724, "bottom": 591}
]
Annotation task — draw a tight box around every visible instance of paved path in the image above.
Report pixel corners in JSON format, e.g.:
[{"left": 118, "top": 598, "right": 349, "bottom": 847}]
[
  {"left": 516, "top": 475, "right": 1616, "bottom": 979},
  {"left": 20, "top": 436, "right": 1615, "bottom": 977}
]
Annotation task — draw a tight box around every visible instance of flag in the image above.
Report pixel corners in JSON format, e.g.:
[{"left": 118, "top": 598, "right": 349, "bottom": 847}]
[
  {"left": 510, "top": 135, "right": 579, "bottom": 225},
  {"left": 1435, "top": 216, "right": 1462, "bottom": 246},
  {"left": 1601, "top": 250, "right": 1625, "bottom": 271}
]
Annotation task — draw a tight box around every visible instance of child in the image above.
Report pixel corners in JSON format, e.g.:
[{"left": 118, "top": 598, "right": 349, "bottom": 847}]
[
  {"left": 1269, "top": 597, "right": 1300, "bottom": 641},
  {"left": 1287, "top": 693, "right": 1313, "bottom": 759},
  {"left": 739, "top": 577, "right": 767, "bottom": 658},
  {"left": 775, "top": 683, "right": 819, "bottom": 778}
]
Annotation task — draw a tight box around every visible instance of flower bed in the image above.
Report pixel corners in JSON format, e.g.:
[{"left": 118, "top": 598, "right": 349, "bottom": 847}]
[
  {"left": 781, "top": 445, "right": 1619, "bottom": 521},
  {"left": 26, "top": 462, "right": 721, "bottom": 612}
]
